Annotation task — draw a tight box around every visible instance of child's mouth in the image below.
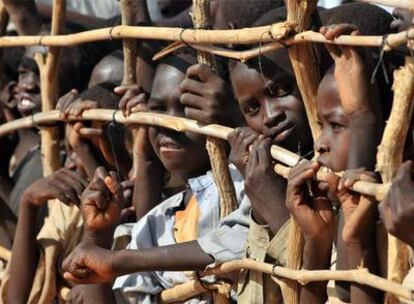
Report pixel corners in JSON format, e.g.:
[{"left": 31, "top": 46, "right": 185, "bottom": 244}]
[
  {"left": 159, "top": 138, "right": 184, "bottom": 157},
  {"left": 270, "top": 122, "right": 295, "bottom": 143}
]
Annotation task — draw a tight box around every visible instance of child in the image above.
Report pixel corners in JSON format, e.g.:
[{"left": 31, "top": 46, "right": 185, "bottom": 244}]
[{"left": 286, "top": 21, "right": 391, "bottom": 303}]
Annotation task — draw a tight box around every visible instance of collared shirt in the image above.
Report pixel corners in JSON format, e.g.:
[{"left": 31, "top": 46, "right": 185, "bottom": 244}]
[
  {"left": 237, "top": 216, "right": 290, "bottom": 304},
  {"left": 113, "top": 166, "right": 244, "bottom": 304}
]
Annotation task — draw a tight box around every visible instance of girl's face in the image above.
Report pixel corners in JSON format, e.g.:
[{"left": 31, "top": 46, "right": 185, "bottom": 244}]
[
  {"left": 230, "top": 49, "right": 312, "bottom": 153},
  {"left": 316, "top": 72, "right": 351, "bottom": 172},
  {"left": 147, "top": 63, "right": 210, "bottom": 177}
]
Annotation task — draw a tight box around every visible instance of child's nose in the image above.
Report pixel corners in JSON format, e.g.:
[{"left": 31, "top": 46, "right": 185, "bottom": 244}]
[
  {"left": 263, "top": 101, "right": 286, "bottom": 129},
  {"left": 315, "top": 137, "right": 330, "bottom": 154}
]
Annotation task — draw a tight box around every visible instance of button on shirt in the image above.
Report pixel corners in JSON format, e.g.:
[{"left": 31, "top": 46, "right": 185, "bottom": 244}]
[{"left": 113, "top": 166, "right": 244, "bottom": 304}]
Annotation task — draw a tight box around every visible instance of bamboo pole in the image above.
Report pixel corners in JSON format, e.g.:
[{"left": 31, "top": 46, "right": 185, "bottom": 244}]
[
  {"left": 284, "top": 1, "right": 320, "bottom": 303},
  {"left": 0, "top": 109, "right": 391, "bottom": 200},
  {"left": 34, "top": 0, "right": 66, "bottom": 177},
  {"left": 0, "top": 25, "right": 412, "bottom": 49},
  {"left": 376, "top": 57, "right": 414, "bottom": 304},
  {"left": 192, "top": 0, "right": 237, "bottom": 220}
]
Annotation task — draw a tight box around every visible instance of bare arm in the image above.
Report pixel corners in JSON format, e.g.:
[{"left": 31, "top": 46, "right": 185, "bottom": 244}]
[{"left": 2, "top": 0, "right": 42, "bottom": 35}]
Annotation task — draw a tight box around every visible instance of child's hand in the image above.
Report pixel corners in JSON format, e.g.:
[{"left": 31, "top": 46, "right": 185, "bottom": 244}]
[
  {"left": 391, "top": 8, "right": 413, "bottom": 32},
  {"left": 244, "top": 137, "right": 287, "bottom": 230},
  {"left": 81, "top": 167, "right": 124, "bottom": 231},
  {"left": 63, "top": 242, "right": 117, "bottom": 285},
  {"left": 337, "top": 169, "right": 378, "bottom": 247},
  {"left": 57, "top": 89, "right": 98, "bottom": 119},
  {"left": 320, "top": 24, "right": 377, "bottom": 120},
  {"left": 115, "top": 84, "right": 148, "bottom": 117},
  {"left": 228, "top": 127, "right": 260, "bottom": 177},
  {"left": 22, "top": 168, "right": 87, "bottom": 208},
  {"left": 379, "top": 161, "right": 414, "bottom": 248},
  {"left": 180, "top": 63, "right": 242, "bottom": 126},
  {"left": 286, "top": 161, "right": 336, "bottom": 243}
]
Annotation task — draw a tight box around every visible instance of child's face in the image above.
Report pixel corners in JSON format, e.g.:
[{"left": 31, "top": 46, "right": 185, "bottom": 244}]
[
  {"left": 148, "top": 63, "right": 210, "bottom": 176},
  {"left": 230, "top": 49, "right": 312, "bottom": 153},
  {"left": 315, "top": 72, "right": 350, "bottom": 172},
  {"left": 15, "top": 56, "right": 41, "bottom": 117}
]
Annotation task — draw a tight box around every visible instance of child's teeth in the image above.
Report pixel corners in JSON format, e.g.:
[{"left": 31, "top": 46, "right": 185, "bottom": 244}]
[{"left": 22, "top": 99, "right": 33, "bottom": 107}]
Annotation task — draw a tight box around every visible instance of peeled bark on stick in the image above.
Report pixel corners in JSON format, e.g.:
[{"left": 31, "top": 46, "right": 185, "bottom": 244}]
[
  {"left": 192, "top": 0, "right": 237, "bottom": 219},
  {"left": 376, "top": 57, "right": 414, "bottom": 304},
  {"left": 284, "top": 1, "right": 320, "bottom": 303},
  {"left": 120, "top": 0, "right": 138, "bottom": 86},
  {"left": 35, "top": 0, "right": 66, "bottom": 177}
]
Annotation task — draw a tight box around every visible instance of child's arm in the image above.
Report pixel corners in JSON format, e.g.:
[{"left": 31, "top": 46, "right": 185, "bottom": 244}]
[
  {"left": 2, "top": 0, "right": 42, "bottom": 35},
  {"left": 8, "top": 169, "right": 86, "bottom": 302},
  {"left": 379, "top": 161, "right": 414, "bottom": 249},
  {"left": 286, "top": 161, "right": 336, "bottom": 304},
  {"left": 180, "top": 63, "right": 244, "bottom": 127},
  {"left": 115, "top": 85, "right": 165, "bottom": 219},
  {"left": 337, "top": 170, "right": 382, "bottom": 302},
  {"left": 244, "top": 137, "right": 290, "bottom": 233}
]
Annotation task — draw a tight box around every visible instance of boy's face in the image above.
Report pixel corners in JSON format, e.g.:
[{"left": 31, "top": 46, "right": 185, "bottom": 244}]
[
  {"left": 15, "top": 55, "right": 41, "bottom": 117},
  {"left": 315, "top": 72, "right": 350, "bottom": 172},
  {"left": 230, "top": 49, "right": 312, "bottom": 153},
  {"left": 148, "top": 63, "right": 210, "bottom": 176}
]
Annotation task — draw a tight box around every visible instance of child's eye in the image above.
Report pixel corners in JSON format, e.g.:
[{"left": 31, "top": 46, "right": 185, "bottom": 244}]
[
  {"left": 331, "top": 122, "right": 344, "bottom": 131},
  {"left": 242, "top": 101, "right": 260, "bottom": 116},
  {"left": 275, "top": 83, "right": 292, "bottom": 97}
]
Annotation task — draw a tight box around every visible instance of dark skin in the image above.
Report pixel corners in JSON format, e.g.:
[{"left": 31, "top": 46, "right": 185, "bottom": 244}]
[
  {"left": 61, "top": 51, "right": 312, "bottom": 288},
  {"left": 7, "top": 161, "right": 88, "bottom": 303},
  {"left": 379, "top": 161, "right": 414, "bottom": 249},
  {"left": 229, "top": 49, "right": 311, "bottom": 232},
  {"left": 289, "top": 24, "right": 382, "bottom": 303}
]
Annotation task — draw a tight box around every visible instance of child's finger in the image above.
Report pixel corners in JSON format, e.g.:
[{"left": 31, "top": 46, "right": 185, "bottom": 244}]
[
  {"left": 180, "top": 93, "right": 204, "bottom": 110},
  {"left": 105, "top": 172, "right": 122, "bottom": 196},
  {"left": 180, "top": 78, "right": 205, "bottom": 96},
  {"left": 78, "top": 127, "right": 103, "bottom": 139},
  {"left": 185, "top": 63, "right": 213, "bottom": 82},
  {"left": 126, "top": 93, "right": 147, "bottom": 116},
  {"left": 73, "top": 100, "right": 98, "bottom": 117}
]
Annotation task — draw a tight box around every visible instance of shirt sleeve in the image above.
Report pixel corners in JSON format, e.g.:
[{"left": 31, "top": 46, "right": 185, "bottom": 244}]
[{"left": 197, "top": 195, "right": 251, "bottom": 265}]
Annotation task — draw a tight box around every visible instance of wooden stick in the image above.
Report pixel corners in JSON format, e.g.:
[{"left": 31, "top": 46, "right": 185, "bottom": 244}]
[
  {"left": 0, "top": 23, "right": 292, "bottom": 47},
  {"left": 285, "top": 1, "right": 320, "bottom": 303},
  {"left": 376, "top": 57, "right": 414, "bottom": 304},
  {"left": 120, "top": 0, "right": 138, "bottom": 86},
  {"left": 197, "top": 259, "right": 414, "bottom": 301},
  {"left": 0, "top": 109, "right": 392, "bottom": 199},
  {"left": 357, "top": 0, "right": 413, "bottom": 9},
  {"left": 0, "top": 1, "right": 9, "bottom": 81},
  {"left": 0, "top": 24, "right": 412, "bottom": 49},
  {"left": 192, "top": 0, "right": 238, "bottom": 219},
  {"left": 35, "top": 0, "right": 65, "bottom": 177}
]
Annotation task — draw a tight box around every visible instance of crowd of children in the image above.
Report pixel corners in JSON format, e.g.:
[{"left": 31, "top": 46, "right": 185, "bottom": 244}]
[{"left": 0, "top": 0, "right": 413, "bottom": 303}]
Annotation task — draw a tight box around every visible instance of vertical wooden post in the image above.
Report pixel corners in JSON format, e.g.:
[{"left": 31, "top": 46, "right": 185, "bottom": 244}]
[
  {"left": 284, "top": 1, "right": 320, "bottom": 303},
  {"left": 193, "top": 1, "right": 233, "bottom": 302},
  {"left": 192, "top": 0, "right": 238, "bottom": 219},
  {"left": 35, "top": 0, "right": 66, "bottom": 177},
  {"left": 377, "top": 56, "right": 414, "bottom": 304},
  {"left": 0, "top": 0, "right": 9, "bottom": 73},
  {"left": 120, "top": 0, "right": 138, "bottom": 86}
]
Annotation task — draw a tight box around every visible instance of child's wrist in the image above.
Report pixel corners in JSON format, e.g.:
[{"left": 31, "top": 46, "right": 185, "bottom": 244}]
[
  {"left": 83, "top": 228, "right": 114, "bottom": 249},
  {"left": 302, "top": 240, "right": 332, "bottom": 270}
]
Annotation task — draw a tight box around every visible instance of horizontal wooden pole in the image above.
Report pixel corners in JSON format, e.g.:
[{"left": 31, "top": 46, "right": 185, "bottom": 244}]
[
  {"left": 197, "top": 259, "right": 414, "bottom": 302},
  {"left": 0, "top": 23, "right": 411, "bottom": 50},
  {"left": 0, "top": 109, "right": 390, "bottom": 200},
  {"left": 0, "top": 22, "right": 292, "bottom": 47},
  {"left": 154, "top": 27, "right": 414, "bottom": 63}
]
